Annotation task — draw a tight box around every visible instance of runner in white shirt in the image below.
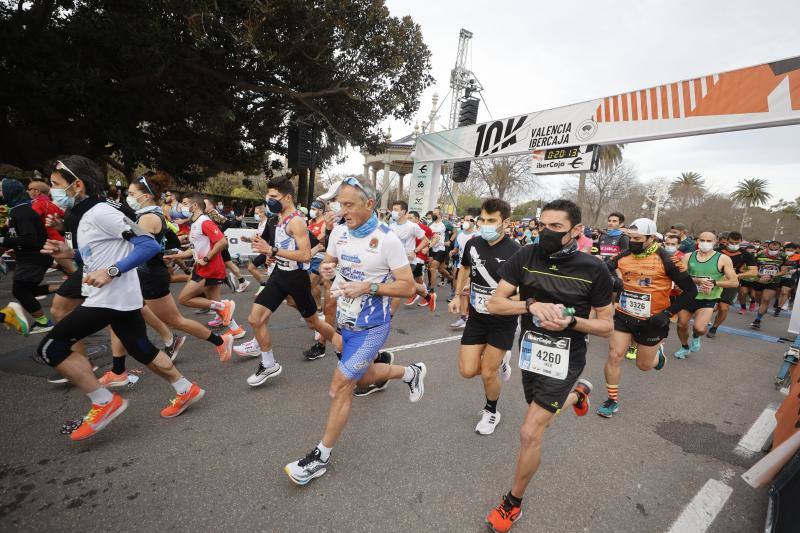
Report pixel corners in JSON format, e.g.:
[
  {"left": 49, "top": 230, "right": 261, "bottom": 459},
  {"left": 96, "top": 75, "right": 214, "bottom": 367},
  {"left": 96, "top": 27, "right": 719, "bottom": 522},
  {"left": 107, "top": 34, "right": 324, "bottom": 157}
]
[
  {"left": 388, "top": 200, "right": 433, "bottom": 315},
  {"left": 449, "top": 214, "right": 476, "bottom": 328},
  {"left": 283, "top": 176, "right": 427, "bottom": 486},
  {"left": 427, "top": 212, "right": 452, "bottom": 290}
]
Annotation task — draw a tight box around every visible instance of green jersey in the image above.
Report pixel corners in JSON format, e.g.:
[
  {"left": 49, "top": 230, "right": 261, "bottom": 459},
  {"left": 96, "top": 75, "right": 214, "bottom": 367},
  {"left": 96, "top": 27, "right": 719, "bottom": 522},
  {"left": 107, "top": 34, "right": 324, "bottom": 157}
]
[{"left": 688, "top": 251, "right": 724, "bottom": 300}]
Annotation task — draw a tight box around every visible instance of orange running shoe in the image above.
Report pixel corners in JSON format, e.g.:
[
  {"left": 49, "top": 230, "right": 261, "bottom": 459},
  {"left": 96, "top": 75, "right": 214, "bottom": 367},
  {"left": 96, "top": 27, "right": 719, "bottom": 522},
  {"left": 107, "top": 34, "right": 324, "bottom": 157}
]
[
  {"left": 227, "top": 325, "right": 246, "bottom": 340},
  {"left": 216, "top": 333, "right": 233, "bottom": 362},
  {"left": 219, "top": 300, "right": 236, "bottom": 327},
  {"left": 486, "top": 494, "right": 522, "bottom": 533},
  {"left": 405, "top": 295, "right": 419, "bottom": 306},
  {"left": 427, "top": 292, "right": 437, "bottom": 313},
  {"left": 70, "top": 393, "right": 128, "bottom": 441},
  {"left": 161, "top": 383, "right": 205, "bottom": 418},
  {"left": 571, "top": 378, "right": 593, "bottom": 417},
  {"left": 98, "top": 371, "right": 129, "bottom": 388}
]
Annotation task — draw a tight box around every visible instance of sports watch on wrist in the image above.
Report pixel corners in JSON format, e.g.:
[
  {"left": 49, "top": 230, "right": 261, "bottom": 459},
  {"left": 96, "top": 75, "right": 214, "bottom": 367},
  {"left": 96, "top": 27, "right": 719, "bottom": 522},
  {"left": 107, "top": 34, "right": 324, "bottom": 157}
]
[
  {"left": 271, "top": 245, "right": 279, "bottom": 256},
  {"left": 565, "top": 316, "right": 578, "bottom": 330},
  {"left": 525, "top": 297, "right": 536, "bottom": 314},
  {"left": 106, "top": 265, "right": 121, "bottom": 278},
  {"left": 369, "top": 283, "right": 379, "bottom": 296}
]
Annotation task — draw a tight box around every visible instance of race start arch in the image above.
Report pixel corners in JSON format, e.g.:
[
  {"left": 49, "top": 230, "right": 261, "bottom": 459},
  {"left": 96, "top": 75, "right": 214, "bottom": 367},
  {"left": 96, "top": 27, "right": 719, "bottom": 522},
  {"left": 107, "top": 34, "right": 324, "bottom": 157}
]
[{"left": 408, "top": 55, "right": 800, "bottom": 212}]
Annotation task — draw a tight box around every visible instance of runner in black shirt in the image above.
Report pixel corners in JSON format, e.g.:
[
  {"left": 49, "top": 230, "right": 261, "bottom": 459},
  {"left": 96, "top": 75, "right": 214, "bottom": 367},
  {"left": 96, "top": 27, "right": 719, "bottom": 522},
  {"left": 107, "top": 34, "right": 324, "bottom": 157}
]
[
  {"left": 449, "top": 198, "right": 520, "bottom": 436},
  {"left": 708, "top": 231, "right": 756, "bottom": 336},
  {"left": 483, "top": 199, "right": 613, "bottom": 533}
]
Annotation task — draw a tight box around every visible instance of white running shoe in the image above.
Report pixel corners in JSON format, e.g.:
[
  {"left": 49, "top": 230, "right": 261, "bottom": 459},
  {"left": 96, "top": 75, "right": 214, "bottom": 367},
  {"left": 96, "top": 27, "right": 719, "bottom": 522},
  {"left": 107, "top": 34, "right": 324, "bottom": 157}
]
[
  {"left": 450, "top": 318, "right": 466, "bottom": 328},
  {"left": 235, "top": 279, "right": 251, "bottom": 293},
  {"left": 234, "top": 338, "right": 260, "bottom": 357},
  {"left": 284, "top": 447, "right": 329, "bottom": 485},
  {"left": 405, "top": 363, "right": 427, "bottom": 402},
  {"left": 247, "top": 362, "right": 282, "bottom": 386},
  {"left": 475, "top": 409, "right": 502, "bottom": 435},
  {"left": 500, "top": 351, "right": 512, "bottom": 382}
]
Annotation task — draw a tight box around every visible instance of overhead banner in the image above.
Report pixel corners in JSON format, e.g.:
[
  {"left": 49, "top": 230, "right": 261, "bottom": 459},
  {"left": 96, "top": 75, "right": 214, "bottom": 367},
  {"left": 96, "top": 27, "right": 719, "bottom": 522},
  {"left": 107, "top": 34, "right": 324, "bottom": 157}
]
[
  {"left": 530, "top": 145, "right": 599, "bottom": 174},
  {"left": 414, "top": 55, "right": 800, "bottom": 163}
]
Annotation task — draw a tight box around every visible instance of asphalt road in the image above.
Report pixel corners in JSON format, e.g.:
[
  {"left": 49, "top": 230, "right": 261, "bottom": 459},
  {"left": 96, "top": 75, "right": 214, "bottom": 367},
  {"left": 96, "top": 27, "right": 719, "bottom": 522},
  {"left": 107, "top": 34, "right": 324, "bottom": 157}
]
[{"left": 0, "top": 273, "right": 790, "bottom": 532}]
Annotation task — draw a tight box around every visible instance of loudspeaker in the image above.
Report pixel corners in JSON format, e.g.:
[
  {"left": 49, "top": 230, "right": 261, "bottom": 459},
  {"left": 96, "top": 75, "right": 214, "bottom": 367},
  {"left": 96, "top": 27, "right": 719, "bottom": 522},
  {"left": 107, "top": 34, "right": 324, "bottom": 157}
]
[
  {"left": 451, "top": 97, "right": 480, "bottom": 183},
  {"left": 288, "top": 125, "right": 313, "bottom": 168}
]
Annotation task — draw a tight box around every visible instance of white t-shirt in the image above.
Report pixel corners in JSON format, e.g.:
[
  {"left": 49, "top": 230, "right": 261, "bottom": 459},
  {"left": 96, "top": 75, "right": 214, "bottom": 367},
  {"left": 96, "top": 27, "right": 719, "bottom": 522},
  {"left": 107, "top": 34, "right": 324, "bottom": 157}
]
[
  {"left": 327, "top": 222, "right": 409, "bottom": 330},
  {"left": 77, "top": 203, "right": 143, "bottom": 311},
  {"left": 390, "top": 219, "right": 425, "bottom": 263},
  {"left": 455, "top": 230, "right": 476, "bottom": 261},
  {"left": 429, "top": 220, "right": 446, "bottom": 252}
]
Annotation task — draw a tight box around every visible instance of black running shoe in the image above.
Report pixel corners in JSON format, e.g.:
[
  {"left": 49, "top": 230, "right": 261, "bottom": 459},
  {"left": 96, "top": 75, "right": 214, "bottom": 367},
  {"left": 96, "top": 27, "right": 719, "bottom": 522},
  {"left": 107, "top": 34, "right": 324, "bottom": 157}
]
[
  {"left": 706, "top": 327, "right": 717, "bottom": 338},
  {"left": 303, "top": 342, "right": 326, "bottom": 360},
  {"left": 354, "top": 352, "right": 394, "bottom": 397},
  {"left": 750, "top": 319, "right": 761, "bottom": 329}
]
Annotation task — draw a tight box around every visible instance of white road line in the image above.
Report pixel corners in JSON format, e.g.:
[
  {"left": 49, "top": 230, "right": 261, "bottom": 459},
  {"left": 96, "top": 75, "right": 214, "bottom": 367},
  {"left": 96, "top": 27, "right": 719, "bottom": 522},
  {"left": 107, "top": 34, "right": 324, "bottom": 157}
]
[
  {"left": 734, "top": 406, "right": 777, "bottom": 456},
  {"left": 388, "top": 335, "right": 461, "bottom": 353},
  {"left": 667, "top": 478, "right": 732, "bottom": 533}
]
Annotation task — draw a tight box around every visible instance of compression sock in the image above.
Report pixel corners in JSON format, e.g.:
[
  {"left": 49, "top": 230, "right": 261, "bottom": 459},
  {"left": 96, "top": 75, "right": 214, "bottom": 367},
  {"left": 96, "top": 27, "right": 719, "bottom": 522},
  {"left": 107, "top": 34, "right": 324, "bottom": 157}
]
[
  {"left": 261, "top": 349, "right": 275, "bottom": 367},
  {"left": 112, "top": 356, "right": 127, "bottom": 375},
  {"left": 206, "top": 332, "right": 224, "bottom": 346},
  {"left": 682, "top": 344, "right": 690, "bottom": 349},
  {"left": 506, "top": 492, "right": 522, "bottom": 507},
  {"left": 606, "top": 384, "right": 619, "bottom": 402},
  {"left": 209, "top": 301, "right": 225, "bottom": 311},
  {"left": 171, "top": 377, "right": 191, "bottom": 395},
  {"left": 317, "top": 442, "right": 332, "bottom": 461},
  {"left": 88, "top": 387, "right": 113, "bottom": 405},
  {"left": 485, "top": 397, "right": 498, "bottom": 414}
]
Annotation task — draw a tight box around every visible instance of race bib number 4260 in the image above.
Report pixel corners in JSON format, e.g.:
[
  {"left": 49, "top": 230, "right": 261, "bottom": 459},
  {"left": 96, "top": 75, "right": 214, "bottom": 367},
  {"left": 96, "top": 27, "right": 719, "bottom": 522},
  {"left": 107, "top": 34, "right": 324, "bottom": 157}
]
[{"left": 519, "top": 331, "right": 570, "bottom": 380}]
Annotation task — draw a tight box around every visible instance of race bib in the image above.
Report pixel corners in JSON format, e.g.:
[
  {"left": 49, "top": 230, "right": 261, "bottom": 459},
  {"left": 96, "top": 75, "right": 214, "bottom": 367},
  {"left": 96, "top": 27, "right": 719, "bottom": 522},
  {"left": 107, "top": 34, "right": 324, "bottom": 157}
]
[
  {"left": 80, "top": 265, "right": 91, "bottom": 298},
  {"left": 619, "top": 290, "right": 651, "bottom": 318},
  {"left": 519, "top": 331, "right": 570, "bottom": 380},
  {"left": 758, "top": 264, "right": 779, "bottom": 277},
  {"left": 599, "top": 244, "right": 620, "bottom": 257},
  {"left": 469, "top": 283, "right": 493, "bottom": 314},
  {"left": 336, "top": 294, "right": 364, "bottom": 328}
]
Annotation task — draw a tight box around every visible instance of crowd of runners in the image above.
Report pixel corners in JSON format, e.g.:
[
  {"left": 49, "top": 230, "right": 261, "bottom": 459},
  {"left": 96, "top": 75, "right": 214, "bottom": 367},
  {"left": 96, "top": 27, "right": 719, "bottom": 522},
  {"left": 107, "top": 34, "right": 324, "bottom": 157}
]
[{"left": 1, "top": 157, "right": 797, "bottom": 532}]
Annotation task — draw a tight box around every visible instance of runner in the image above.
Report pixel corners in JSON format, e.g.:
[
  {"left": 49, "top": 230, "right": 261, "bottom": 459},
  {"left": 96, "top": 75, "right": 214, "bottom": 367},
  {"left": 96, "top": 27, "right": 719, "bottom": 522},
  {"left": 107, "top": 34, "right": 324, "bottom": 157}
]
[
  {"left": 307, "top": 199, "right": 328, "bottom": 312},
  {"left": 283, "top": 176, "right": 426, "bottom": 485},
  {"left": 449, "top": 213, "right": 476, "bottom": 327},
  {"left": 238, "top": 176, "right": 337, "bottom": 385},
  {"left": 449, "top": 198, "right": 519, "bottom": 435},
  {"left": 675, "top": 231, "right": 739, "bottom": 358},
  {"left": 405, "top": 210, "right": 436, "bottom": 310},
  {"left": 27, "top": 179, "right": 76, "bottom": 274},
  {"left": 750, "top": 240, "right": 788, "bottom": 329},
  {"left": 203, "top": 198, "right": 249, "bottom": 293},
  {"left": 707, "top": 231, "right": 756, "bottom": 336},
  {"left": 426, "top": 210, "right": 450, "bottom": 304},
  {"left": 483, "top": 199, "right": 613, "bottom": 532},
  {"left": 37, "top": 156, "right": 204, "bottom": 441},
  {"left": 243, "top": 205, "right": 270, "bottom": 285},
  {"left": 597, "top": 211, "right": 629, "bottom": 263},
  {"left": 597, "top": 218, "right": 697, "bottom": 418},
  {"left": 775, "top": 242, "right": 798, "bottom": 316},
  {"left": 388, "top": 200, "right": 433, "bottom": 313}
]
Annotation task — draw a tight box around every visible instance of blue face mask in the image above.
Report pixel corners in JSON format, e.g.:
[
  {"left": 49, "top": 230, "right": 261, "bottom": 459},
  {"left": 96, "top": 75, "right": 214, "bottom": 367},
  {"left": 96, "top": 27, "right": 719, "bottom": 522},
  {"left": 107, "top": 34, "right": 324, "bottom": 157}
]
[
  {"left": 480, "top": 224, "right": 501, "bottom": 242},
  {"left": 51, "top": 182, "right": 76, "bottom": 209},
  {"left": 266, "top": 197, "right": 283, "bottom": 215},
  {"left": 606, "top": 228, "right": 623, "bottom": 237}
]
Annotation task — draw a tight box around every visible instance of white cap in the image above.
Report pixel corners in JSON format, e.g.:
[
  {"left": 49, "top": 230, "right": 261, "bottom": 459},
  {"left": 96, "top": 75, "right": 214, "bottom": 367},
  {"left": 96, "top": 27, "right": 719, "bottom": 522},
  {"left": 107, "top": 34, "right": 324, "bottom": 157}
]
[
  {"left": 317, "top": 178, "right": 344, "bottom": 201},
  {"left": 628, "top": 218, "right": 660, "bottom": 238}
]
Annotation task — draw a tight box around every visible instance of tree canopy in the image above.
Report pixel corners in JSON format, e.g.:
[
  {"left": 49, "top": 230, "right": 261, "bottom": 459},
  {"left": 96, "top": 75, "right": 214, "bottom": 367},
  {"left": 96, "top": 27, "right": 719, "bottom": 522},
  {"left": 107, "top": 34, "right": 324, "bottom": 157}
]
[{"left": 0, "top": 0, "right": 433, "bottom": 183}]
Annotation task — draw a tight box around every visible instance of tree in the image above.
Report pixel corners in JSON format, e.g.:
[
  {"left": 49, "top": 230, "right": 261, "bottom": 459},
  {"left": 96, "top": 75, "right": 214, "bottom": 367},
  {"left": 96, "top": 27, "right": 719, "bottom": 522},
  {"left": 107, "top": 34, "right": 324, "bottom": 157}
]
[
  {"left": 577, "top": 143, "right": 624, "bottom": 209},
  {"left": 512, "top": 199, "right": 543, "bottom": 218},
  {"left": 468, "top": 156, "right": 538, "bottom": 201},
  {"left": 0, "top": 1, "right": 433, "bottom": 182},
  {"left": 731, "top": 178, "right": 772, "bottom": 232},
  {"left": 670, "top": 171, "right": 706, "bottom": 210},
  {"left": 564, "top": 163, "right": 641, "bottom": 227}
]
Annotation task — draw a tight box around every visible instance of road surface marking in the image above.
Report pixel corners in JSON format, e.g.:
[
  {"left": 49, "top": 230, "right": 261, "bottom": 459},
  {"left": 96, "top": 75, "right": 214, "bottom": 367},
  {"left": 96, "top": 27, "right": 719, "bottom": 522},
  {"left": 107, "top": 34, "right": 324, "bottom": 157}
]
[
  {"left": 735, "top": 406, "right": 777, "bottom": 456},
  {"left": 388, "top": 335, "right": 462, "bottom": 353},
  {"left": 667, "top": 478, "right": 732, "bottom": 533}
]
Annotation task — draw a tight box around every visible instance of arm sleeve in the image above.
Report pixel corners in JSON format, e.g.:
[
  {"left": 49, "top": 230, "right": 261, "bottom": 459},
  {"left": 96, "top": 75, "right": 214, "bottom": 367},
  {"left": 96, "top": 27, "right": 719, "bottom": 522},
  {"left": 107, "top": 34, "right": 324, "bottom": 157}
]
[
  {"left": 385, "top": 233, "right": 410, "bottom": 270},
  {"left": 116, "top": 234, "right": 161, "bottom": 273},
  {"left": 201, "top": 220, "right": 225, "bottom": 244},
  {"left": 661, "top": 251, "right": 698, "bottom": 315},
  {"left": 497, "top": 245, "right": 530, "bottom": 287}
]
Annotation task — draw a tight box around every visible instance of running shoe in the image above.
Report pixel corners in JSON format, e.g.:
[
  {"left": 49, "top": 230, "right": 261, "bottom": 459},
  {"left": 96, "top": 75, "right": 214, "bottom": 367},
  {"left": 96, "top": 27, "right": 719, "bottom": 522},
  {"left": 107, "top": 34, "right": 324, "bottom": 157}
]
[
  {"left": 405, "top": 295, "right": 419, "bottom": 306},
  {"left": 225, "top": 272, "right": 237, "bottom": 292},
  {"left": 98, "top": 371, "right": 129, "bottom": 387},
  {"left": 1, "top": 302, "right": 30, "bottom": 336},
  {"left": 247, "top": 362, "right": 282, "bottom": 386},
  {"left": 427, "top": 292, "right": 437, "bottom": 313},
  {"left": 227, "top": 326, "right": 246, "bottom": 340},
  {"left": 750, "top": 319, "right": 761, "bottom": 329},
  {"left": 749, "top": 302, "right": 756, "bottom": 312},
  {"left": 475, "top": 409, "right": 501, "bottom": 435},
  {"left": 303, "top": 342, "right": 326, "bottom": 360},
  {"left": 47, "top": 373, "right": 69, "bottom": 384},
  {"left": 219, "top": 300, "right": 235, "bottom": 327},
  {"left": 354, "top": 351, "right": 394, "bottom": 396},
  {"left": 216, "top": 333, "right": 234, "bottom": 362},
  {"left": 406, "top": 362, "right": 427, "bottom": 402},
  {"left": 773, "top": 308, "right": 781, "bottom": 317},
  {"left": 450, "top": 318, "right": 466, "bottom": 328},
  {"left": 689, "top": 336, "right": 702, "bottom": 352},
  {"left": 29, "top": 319, "right": 55, "bottom": 335},
  {"left": 737, "top": 307, "right": 745, "bottom": 315},
  {"left": 235, "top": 279, "right": 251, "bottom": 293},
  {"left": 164, "top": 335, "right": 187, "bottom": 362},
  {"left": 706, "top": 327, "right": 717, "bottom": 338},
  {"left": 674, "top": 346, "right": 690, "bottom": 359},
  {"left": 485, "top": 494, "right": 522, "bottom": 533},
  {"left": 596, "top": 398, "right": 619, "bottom": 418},
  {"left": 69, "top": 393, "right": 128, "bottom": 441},
  {"left": 417, "top": 296, "right": 429, "bottom": 307},
  {"left": 654, "top": 344, "right": 666, "bottom": 370},
  {"left": 501, "top": 351, "right": 512, "bottom": 382},
  {"left": 572, "top": 378, "right": 592, "bottom": 416},
  {"left": 625, "top": 344, "right": 637, "bottom": 360},
  {"left": 196, "top": 307, "right": 215, "bottom": 315},
  {"left": 284, "top": 447, "right": 329, "bottom": 485},
  {"left": 161, "top": 383, "right": 205, "bottom": 418},
  {"left": 234, "top": 337, "right": 260, "bottom": 357},
  {"left": 207, "top": 316, "right": 223, "bottom": 327}
]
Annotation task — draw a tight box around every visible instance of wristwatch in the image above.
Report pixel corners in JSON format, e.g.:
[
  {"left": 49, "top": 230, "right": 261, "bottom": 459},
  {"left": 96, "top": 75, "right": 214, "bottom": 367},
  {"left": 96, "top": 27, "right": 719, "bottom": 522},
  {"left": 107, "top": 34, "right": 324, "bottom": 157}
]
[
  {"left": 369, "top": 283, "right": 380, "bottom": 296},
  {"left": 271, "top": 245, "right": 279, "bottom": 256},
  {"left": 525, "top": 297, "right": 536, "bottom": 314},
  {"left": 565, "top": 316, "right": 578, "bottom": 330},
  {"left": 106, "top": 265, "right": 122, "bottom": 278}
]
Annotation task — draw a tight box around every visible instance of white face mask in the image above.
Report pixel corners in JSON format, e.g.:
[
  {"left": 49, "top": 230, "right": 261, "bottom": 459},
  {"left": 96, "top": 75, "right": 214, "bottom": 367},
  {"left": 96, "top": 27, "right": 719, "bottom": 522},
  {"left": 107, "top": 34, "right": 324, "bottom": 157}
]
[
  {"left": 390, "top": 210, "right": 400, "bottom": 221},
  {"left": 309, "top": 209, "right": 317, "bottom": 219},
  {"left": 768, "top": 249, "right": 781, "bottom": 257},
  {"left": 254, "top": 213, "right": 261, "bottom": 221},
  {"left": 461, "top": 221, "right": 471, "bottom": 230},
  {"left": 180, "top": 205, "right": 191, "bottom": 217},
  {"left": 727, "top": 243, "right": 740, "bottom": 251},
  {"left": 698, "top": 242, "right": 714, "bottom": 253},
  {"left": 329, "top": 201, "right": 341, "bottom": 213},
  {"left": 664, "top": 245, "right": 677, "bottom": 253}
]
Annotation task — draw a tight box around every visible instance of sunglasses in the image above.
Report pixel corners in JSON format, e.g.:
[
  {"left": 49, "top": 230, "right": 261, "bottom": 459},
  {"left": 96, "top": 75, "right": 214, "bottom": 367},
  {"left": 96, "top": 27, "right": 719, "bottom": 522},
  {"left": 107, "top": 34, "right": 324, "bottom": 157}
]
[
  {"left": 137, "top": 174, "right": 156, "bottom": 196},
  {"left": 55, "top": 160, "right": 81, "bottom": 183}
]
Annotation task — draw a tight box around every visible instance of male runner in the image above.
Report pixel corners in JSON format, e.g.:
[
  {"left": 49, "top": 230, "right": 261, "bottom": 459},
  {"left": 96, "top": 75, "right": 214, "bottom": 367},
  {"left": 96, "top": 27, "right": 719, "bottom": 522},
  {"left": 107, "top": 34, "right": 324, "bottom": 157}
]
[
  {"left": 405, "top": 210, "right": 436, "bottom": 310},
  {"left": 675, "top": 231, "right": 738, "bottom": 358},
  {"left": 427, "top": 210, "right": 450, "bottom": 300},
  {"left": 707, "top": 231, "right": 756, "bottom": 336},
  {"left": 775, "top": 242, "right": 798, "bottom": 315},
  {"left": 240, "top": 176, "right": 337, "bottom": 385},
  {"left": 283, "top": 176, "right": 426, "bottom": 485},
  {"left": 750, "top": 240, "right": 787, "bottom": 329},
  {"left": 597, "top": 211, "right": 629, "bottom": 263},
  {"left": 388, "top": 200, "right": 432, "bottom": 313},
  {"left": 484, "top": 199, "right": 613, "bottom": 532},
  {"left": 449, "top": 213, "right": 476, "bottom": 327},
  {"left": 597, "top": 218, "right": 697, "bottom": 418},
  {"left": 449, "top": 198, "right": 519, "bottom": 435}
]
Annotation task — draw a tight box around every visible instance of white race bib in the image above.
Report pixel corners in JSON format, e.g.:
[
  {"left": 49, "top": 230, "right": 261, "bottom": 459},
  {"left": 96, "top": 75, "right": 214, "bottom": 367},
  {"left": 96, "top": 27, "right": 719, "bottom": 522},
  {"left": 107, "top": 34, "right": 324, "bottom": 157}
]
[
  {"left": 758, "top": 264, "right": 779, "bottom": 277},
  {"left": 337, "top": 295, "right": 364, "bottom": 328},
  {"left": 469, "top": 283, "right": 493, "bottom": 314},
  {"left": 519, "top": 331, "right": 570, "bottom": 380},
  {"left": 619, "top": 290, "right": 651, "bottom": 318}
]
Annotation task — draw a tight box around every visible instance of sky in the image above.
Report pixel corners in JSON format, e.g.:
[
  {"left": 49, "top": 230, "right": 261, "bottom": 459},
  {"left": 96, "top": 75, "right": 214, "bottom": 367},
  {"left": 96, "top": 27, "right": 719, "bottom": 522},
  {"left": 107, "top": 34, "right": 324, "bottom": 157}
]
[{"left": 329, "top": 0, "right": 800, "bottom": 204}]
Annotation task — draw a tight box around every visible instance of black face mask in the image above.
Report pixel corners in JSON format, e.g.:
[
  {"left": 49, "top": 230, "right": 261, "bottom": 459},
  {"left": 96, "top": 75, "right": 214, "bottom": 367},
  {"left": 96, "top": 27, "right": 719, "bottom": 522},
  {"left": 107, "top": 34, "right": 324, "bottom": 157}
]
[
  {"left": 628, "top": 241, "right": 645, "bottom": 254},
  {"left": 538, "top": 228, "right": 570, "bottom": 256}
]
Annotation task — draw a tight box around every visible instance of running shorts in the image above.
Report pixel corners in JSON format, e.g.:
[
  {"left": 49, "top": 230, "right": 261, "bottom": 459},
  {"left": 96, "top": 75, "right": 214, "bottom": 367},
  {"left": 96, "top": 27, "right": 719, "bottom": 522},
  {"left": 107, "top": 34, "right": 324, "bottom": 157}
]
[
  {"left": 751, "top": 282, "right": 780, "bottom": 292},
  {"left": 739, "top": 279, "right": 753, "bottom": 289},
  {"left": 613, "top": 311, "right": 668, "bottom": 346},
  {"left": 720, "top": 287, "right": 739, "bottom": 305},
  {"left": 461, "top": 314, "right": 518, "bottom": 351},
  {"left": 431, "top": 250, "right": 447, "bottom": 263},
  {"left": 138, "top": 265, "right": 171, "bottom": 300},
  {"left": 520, "top": 341, "right": 586, "bottom": 414},
  {"left": 780, "top": 278, "right": 795, "bottom": 288},
  {"left": 686, "top": 298, "right": 719, "bottom": 312},
  {"left": 309, "top": 256, "right": 323, "bottom": 275},
  {"left": 338, "top": 321, "right": 392, "bottom": 380},
  {"left": 412, "top": 263, "right": 424, "bottom": 278},
  {"left": 251, "top": 254, "right": 267, "bottom": 268},
  {"left": 221, "top": 248, "right": 231, "bottom": 263},
  {"left": 13, "top": 262, "right": 49, "bottom": 283},
  {"left": 191, "top": 270, "right": 225, "bottom": 286},
  {"left": 255, "top": 269, "right": 317, "bottom": 318},
  {"left": 55, "top": 269, "right": 85, "bottom": 300}
]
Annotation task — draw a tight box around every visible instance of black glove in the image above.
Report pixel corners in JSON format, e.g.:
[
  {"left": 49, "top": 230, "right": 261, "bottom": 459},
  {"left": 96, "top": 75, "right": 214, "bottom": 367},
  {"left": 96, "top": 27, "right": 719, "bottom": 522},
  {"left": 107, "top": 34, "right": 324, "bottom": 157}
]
[{"left": 647, "top": 310, "right": 671, "bottom": 328}]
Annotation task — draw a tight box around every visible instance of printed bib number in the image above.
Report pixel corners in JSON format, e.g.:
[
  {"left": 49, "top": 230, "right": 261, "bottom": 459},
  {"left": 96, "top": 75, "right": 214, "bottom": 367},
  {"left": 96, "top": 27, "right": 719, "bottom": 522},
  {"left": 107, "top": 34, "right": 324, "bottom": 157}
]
[
  {"left": 599, "top": 244, "right": 620, "bottom": 257},
  {"left": 469, "top": 283, "right": 494, "bottom": 314},
  {"left": 758, "top": 264, "right": 779, "bottom": 277},
  {"left": 336, "top": 294, "right": 364, "bottom": 328},
  {"left": 619, "top": 290, "right": 651, "bottom": 318},
  {"left": 519, "top": 331, "right": 570, "bottom": 380}
]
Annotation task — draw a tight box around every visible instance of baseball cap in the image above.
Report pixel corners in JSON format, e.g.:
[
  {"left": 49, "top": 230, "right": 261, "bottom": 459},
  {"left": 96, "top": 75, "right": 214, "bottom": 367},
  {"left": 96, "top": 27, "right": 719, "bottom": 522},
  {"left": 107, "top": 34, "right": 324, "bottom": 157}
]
[{"left": 628, "top": 218, "right": 661, "bottom": 239}]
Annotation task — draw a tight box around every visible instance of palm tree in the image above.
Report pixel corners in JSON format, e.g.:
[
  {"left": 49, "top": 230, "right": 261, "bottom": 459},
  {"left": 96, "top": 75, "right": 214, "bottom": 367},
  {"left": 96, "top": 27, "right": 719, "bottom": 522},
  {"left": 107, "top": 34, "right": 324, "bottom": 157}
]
[
  {"left": 671, "top": 171, "right": 706, "bottom": 210},
  {"left": 578, "top": 144, "right": 624, "bottom": 209},
  {"left": 731, "top": 178, "right": 772, "bottom": 232}
]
